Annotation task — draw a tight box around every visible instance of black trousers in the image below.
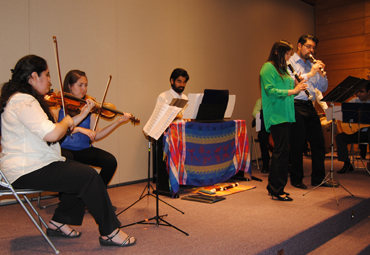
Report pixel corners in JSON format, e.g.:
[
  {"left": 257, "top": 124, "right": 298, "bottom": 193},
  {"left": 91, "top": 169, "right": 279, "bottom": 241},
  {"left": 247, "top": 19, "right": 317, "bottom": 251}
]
[
  {"left": 258, "top": 129, "right": 270, "bottom": 169},
  {"left": 289, "top": 101, "right": 326, "bottom": 184},
  {"left": 269, "top": 122, "right": 291, "bottom": 194},
  {"left": 62, "top": 147, "right": 117, "bottom": 187},
  {"left": 336, "top": 131, "right": 369, "bottom": 162},
  {"left": 13, "top": 160, "right": 121, "bottom": 236}
]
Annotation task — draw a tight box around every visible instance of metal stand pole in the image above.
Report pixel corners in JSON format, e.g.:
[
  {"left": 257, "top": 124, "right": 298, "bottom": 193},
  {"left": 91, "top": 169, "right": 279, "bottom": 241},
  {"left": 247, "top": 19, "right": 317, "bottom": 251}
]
[
  {"left": 118, "top": 139, "right": 188, "bottom": 236},
  {"left": 303, "top": 102, "right": 354, "bottom": 205}
]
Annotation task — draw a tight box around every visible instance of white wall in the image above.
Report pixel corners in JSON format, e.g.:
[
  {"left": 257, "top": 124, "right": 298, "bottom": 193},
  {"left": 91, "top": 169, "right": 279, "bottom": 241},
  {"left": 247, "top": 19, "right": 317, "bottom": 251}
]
[{"left": 0, "top": 0, "right": 314, "bottom": 184}]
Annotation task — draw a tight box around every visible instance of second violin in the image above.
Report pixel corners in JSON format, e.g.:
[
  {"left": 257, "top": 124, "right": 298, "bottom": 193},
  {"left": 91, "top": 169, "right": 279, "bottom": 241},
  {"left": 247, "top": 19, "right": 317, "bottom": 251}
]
[{"left": 45, "top": 91, "right": 139, "bottom": 125}]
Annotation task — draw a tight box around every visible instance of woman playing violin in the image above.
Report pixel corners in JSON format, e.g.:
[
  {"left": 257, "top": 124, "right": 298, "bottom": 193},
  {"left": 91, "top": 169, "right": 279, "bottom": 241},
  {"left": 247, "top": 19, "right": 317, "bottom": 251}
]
[
  {"left": 0, "top": 55, "right": 136, "bottom": 246},
  {"left": 51, "top": 70, "right": 132, "bottom": 190}
]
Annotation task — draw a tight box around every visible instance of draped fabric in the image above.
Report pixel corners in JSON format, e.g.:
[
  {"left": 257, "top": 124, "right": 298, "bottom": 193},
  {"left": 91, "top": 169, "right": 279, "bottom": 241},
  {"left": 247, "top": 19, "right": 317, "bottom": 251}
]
[{"left": 163, "top": 120, "right": 251, "bottom": 195}]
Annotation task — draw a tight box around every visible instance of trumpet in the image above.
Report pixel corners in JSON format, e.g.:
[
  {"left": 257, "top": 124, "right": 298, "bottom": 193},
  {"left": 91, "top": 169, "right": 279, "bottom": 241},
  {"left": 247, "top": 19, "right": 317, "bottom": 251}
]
[
  {"left": 308, "top": 54, "right": 326, "bottom": 76},
  {"left": 287, "top": 61, "right": 313, "bottom": 101}
]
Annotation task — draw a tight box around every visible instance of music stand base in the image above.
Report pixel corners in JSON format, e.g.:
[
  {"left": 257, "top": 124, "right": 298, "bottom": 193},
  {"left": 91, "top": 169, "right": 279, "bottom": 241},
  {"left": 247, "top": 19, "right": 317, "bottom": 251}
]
[
  {"left": 303, "top": 170, "right": 354, "bottom": 205},
  {"left": 116, "top": 184, "right": 184, "bottom": 217},
  {"left": 119, "top": 214, "right": 189, "bottom": 236}
]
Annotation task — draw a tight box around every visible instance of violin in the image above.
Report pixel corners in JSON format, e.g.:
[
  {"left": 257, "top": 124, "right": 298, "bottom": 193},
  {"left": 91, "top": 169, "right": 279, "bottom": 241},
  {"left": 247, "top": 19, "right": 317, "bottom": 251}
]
[{"left": 44, "top": 91, "right": 140, "bottom": 126}]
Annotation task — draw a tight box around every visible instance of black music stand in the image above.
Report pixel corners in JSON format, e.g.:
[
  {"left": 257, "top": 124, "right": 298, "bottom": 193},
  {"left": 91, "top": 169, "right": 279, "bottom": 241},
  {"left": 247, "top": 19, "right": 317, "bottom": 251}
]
[
  {"left": 116, "top": 139, "right": 184, "bottom": 216},
  {"left": 117, "top": 137, "right": 188, "bottom": 236},
  {"left": 342, "top": 103, "right": 370, "bottom": 175},
  {"left": 303, "top": 76, "right": 370, "bottom": 203}
]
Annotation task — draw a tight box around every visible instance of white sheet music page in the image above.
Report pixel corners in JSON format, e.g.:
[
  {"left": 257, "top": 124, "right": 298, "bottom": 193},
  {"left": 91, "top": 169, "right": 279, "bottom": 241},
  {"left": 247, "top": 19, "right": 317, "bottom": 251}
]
[
  {"left": 183, "top": 93, "right": 204, "bottom": 119},
  {"left": 143, "top": 102, "right": 182, "bottom": 140},
  {"left": 325, "top": 106, "right": 342, "bottom": 121},
  {"left": 224, "top": 95, "right": 236, "bottom": 118},
  {"left": 256, "top": 112, "right": 261, "bottom": 132}
]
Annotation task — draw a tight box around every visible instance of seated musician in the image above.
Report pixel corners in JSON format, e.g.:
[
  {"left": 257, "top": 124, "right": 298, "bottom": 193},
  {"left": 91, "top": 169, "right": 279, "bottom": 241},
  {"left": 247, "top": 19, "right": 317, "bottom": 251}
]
[
  {"left": 155, "top": 68, "right": 189, "bottom": 120},
  {"left": 336, "top": 82, "right": 370, "bottom": 174}
]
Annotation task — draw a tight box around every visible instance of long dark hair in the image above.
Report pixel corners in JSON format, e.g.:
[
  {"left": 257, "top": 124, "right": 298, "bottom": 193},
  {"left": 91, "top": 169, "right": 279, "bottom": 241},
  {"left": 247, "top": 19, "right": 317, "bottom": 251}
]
[
  {"left": 0, "top": 55, "right": 55, "bottom": 134},
  {"left": 63, "top": 69, "right": 87, "bottom": 93},
  {"left": 266, "top": 40, "right": 293, "bottom": 77}
]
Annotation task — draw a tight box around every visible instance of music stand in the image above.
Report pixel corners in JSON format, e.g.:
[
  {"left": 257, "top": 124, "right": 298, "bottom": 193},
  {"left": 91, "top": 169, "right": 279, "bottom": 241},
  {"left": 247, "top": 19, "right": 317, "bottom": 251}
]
[
  {"left": 303, "top": 76, "right": 370, "bottom": 203},
  {"left": 342, "top": 103, "right": 370, "bottom": 175},
  {"left": 118, "top": 103, "right": 188, "bottom": 235},
  {"left": 195, "top": 89, "right": 229, "bottom": 122}
]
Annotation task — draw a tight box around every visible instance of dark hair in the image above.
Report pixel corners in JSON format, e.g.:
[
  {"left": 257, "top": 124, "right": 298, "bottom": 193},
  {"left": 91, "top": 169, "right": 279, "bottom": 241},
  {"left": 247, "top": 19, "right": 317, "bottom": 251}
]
[
  {"left": 298, "top": 34, "right": 319, "bottom": 46},
  {"left": 266, "top": 40, "right": 293, "bottom": 77},
  {"left": 63, "top": 69, "right": 87, "bottom": 93},
  {"left": 0, "top": 55, "right": 55, "bottom": 135},
  {"left": 170, "top": 68, "right": 189, "bottom": 83},
  {"left": 366, "top": 83, "right": 370, "bottom": 92}
]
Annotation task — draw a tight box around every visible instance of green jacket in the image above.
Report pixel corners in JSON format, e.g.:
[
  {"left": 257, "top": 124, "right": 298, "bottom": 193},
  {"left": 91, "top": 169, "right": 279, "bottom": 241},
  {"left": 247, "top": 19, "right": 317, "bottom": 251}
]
[{"left": 260, "top": 62, "right": 295, "bottom": 132}]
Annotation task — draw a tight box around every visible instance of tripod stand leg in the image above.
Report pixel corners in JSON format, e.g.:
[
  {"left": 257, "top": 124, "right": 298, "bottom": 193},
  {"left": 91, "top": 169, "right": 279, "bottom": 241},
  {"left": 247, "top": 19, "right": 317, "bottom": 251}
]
[
  {"left": 303, "top": 110, "right": 354, "bottom": 205},
  {"left": 118, "top": 138, "right": 187, "bottom": 236},
  {"left": 149, "top": 193, "right": 184, "bottom": 214}
]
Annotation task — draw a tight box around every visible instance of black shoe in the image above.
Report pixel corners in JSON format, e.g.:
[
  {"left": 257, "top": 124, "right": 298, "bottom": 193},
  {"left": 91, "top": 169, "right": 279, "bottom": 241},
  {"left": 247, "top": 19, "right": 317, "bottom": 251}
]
[
  {"left": 261, "top": 166, "right": 269, "bottom": 173},
  {"left": 291, "top": 182, "right": 307, "bottom": 189},
  {"left": 311, "top": 180, "right": 339, "bottom": 187},
  {"left": 267, "top": 185, "right": 293, "bottom": 201},
  {"left": 266, "top": 185, "right": 290, "bottom": 196},
  {"left": 337, "top": 162, "right": 353, "bottom": 174},
  {"left": 112, "top": 205, "right": 117, "bottom": 212}
]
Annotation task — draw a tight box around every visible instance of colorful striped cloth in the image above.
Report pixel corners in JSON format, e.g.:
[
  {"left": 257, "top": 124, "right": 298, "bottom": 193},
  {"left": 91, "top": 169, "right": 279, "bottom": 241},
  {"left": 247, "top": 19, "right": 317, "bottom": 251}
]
[{"left": 163, "top": 120, "right": 251, "bottom": 195}]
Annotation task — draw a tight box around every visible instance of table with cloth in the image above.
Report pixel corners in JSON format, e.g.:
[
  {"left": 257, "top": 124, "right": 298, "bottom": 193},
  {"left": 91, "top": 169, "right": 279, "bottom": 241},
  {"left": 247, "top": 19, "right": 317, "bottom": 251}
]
[{"left": 163, "top": 119, "right": 251, "bottom": 195}]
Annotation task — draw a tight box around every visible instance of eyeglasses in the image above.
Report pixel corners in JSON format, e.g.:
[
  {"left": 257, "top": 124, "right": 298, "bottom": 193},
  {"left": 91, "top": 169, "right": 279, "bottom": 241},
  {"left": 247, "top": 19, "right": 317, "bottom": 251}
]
[{"left": 303, "top": 44, "right": 316, "bottom": 51}]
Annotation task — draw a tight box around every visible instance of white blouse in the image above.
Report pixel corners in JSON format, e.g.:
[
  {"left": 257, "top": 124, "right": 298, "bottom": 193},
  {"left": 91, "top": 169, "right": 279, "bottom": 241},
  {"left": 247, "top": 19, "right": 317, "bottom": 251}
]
[{"left": 1, "top": 93, "right": 65, "bottom": 183}]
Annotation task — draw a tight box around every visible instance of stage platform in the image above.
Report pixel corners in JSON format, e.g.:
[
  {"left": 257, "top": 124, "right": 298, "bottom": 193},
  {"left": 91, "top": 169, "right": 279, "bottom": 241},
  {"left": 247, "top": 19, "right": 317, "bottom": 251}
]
[{"left": 1, "top": 155, "right": 369, "bottom": 254}]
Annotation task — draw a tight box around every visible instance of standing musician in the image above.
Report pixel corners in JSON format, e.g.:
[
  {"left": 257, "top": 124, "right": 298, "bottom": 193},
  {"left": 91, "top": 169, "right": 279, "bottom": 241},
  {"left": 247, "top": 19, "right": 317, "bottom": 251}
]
[
  {"left": 336, "top": 81, "right": 370, "bottom": 174},
  {"left": 288, "top": 34, "right": 337, "bottom": 189},
  {"left": 51, "top": 70, "right": 133, "bottom": 192},
  {"left": 0, "top": 55, "right": 136, "bottom": 246},
  {"left": 260, "top": 40, "right": 307, "bottom": 201}
]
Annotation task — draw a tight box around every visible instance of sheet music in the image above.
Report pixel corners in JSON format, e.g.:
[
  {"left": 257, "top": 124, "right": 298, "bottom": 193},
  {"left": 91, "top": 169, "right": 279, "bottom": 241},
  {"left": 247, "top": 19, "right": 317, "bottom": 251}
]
[
  {"left": 143, "top": 102, "right": 182, "bottom": 140},
  {"left": 183, "top": 93, "right": 204, "bottom": 119},
  {"left": 169, "top": 98, "right": 188, "bottom": 108},
  {"left": 183, "top": 93, "right": 236, "bottom": 119},
  {"left": 224, "top": 95, "right": 236, "bottom": 118},
  {"left": 325, "top": 106, "right": 342, "bottom": 121},
  {"left": 256, "top": 112, "right": 261, "bottom": 132}
]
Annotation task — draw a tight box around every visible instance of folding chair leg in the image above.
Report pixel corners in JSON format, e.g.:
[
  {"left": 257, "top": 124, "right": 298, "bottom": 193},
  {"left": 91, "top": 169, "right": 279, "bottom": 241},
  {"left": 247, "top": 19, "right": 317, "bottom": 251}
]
[
  {"left": 38, "top": 193, "right": 59, "bottom": 209},
  {"left": 16, "top": 194, "right": 59, "bottom": 254}
]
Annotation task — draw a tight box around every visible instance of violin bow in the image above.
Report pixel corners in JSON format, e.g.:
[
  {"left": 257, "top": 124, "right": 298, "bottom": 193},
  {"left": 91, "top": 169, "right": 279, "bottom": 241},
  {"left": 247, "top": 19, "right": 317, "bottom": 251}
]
[
  {"left": 52, "top": 36, "right": 68, "bottom": 118},
  {"left": 92, "top": 75, "right": 112, "bottom": 132},
  {"left": 53, "top": 36, "right": 72, "bottom": 137}
]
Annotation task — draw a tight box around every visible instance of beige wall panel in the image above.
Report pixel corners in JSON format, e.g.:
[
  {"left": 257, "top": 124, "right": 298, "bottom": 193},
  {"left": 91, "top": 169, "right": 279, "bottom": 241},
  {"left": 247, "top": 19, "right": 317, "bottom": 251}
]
[
  {"left": 321, "top": 51, "right": 370, "bottom": 71},
  {"left": 0, "top": 0, "right": 29, "bottom": 83},
  {"left": 316, "top": 1, "right": 366, "bottom": 25},
  {"left": 0, "top": 0, "right": 315, "bottom": 184},
  {"left": 317, "top": 18, "right": 366, "bottom": 41},
  {"left": 317, "top": 35, "right": 370, "bottom": 56}
]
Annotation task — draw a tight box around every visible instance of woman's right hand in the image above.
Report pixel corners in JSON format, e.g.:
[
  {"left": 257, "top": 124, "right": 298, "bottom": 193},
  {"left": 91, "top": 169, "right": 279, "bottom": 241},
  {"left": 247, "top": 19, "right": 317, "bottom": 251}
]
[
  {"left": 63, "top": 115, "right": 75, "bottom": 129},
  {"left": 293, "top": 80, "right": 308, "bottom": 94}
]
